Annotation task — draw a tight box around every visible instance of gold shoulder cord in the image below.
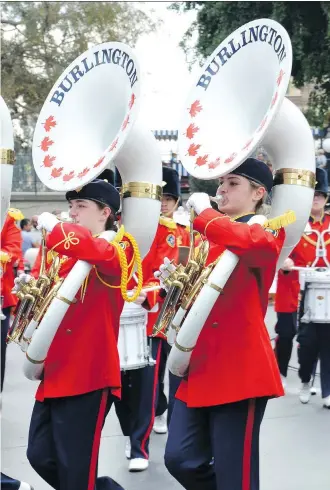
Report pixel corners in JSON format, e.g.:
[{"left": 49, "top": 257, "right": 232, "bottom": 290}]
[{"left": 94, "top": 225, "right": 143, "bottom": 303}]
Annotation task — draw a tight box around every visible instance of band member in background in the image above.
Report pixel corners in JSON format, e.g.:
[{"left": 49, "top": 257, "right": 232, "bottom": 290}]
[
  {"left": 274, "top": 265, "right": 300, "bottom": 390},
  {"left": 114, "top": 166, "right": 189, "bottom": 472},
  {"left": 1, "top": 208, "right": 23, "bottom": 393},
  {"left": 280, "top": 168, "right": 330, "bottom": 408},
  {"left": 162, "top": 159, "right": 285, "bottom": 490},
  {"left": 15, "top": 177, "right": 131, "bottom": 490}
]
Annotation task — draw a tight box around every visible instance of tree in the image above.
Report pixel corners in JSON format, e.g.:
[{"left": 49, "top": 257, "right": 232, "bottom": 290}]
[
  {"left": 171, "top": 1, "right": 330, "bottom": 127},
  {"left": 1, "top": 1, "right": 155, "bottom": 149}
]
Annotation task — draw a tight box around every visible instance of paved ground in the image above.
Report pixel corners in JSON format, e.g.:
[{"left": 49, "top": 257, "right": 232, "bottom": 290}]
[{"left": 1, "top": 307, "right": 330, "bottom": 490}]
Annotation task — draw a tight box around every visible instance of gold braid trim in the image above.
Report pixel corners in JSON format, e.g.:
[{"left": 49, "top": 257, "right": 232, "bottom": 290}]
[
  {"left": 94, "top": 225, "right": 143, "bottom": 303},
  {"left": 263, "top": 210, "right": 296, "bottom": 231},
  {"left": 302, "top": 233, "right": 330, "bottom": 247},
  {"left": 50, "top": 222, "right": 80, "bottom": 252}
]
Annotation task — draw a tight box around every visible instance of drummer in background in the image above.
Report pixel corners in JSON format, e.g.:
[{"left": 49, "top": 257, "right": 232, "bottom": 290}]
[
  {"left": 14, "top": 177, "right": 131, "bottom": 490},
  {"left": 1, "top": 208, "right": 23, "bottom": 393},
  {"left": 114, "top": 166, "right": 190, "bottom": 472},
  {"left": 280, "top": 168, "right": 330, "bottom": 408},
  {"left": 273, "top": 263, "right": 300, "bottom": 391},
  {"left": 161, "top": 159, "right": 286, "bottom": 490}
]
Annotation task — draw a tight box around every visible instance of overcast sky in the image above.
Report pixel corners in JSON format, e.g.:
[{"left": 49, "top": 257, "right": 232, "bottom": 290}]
[{"left": 133, "top": 2, "right": 199, "bottom": 131}]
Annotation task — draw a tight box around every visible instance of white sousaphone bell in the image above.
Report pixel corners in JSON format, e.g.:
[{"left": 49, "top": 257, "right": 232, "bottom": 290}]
[
  {"left": 0, "top": 96, "right": 15, "bottom": 231},
  {"left": 21, "top": 42, "right": 162, "bottom": 380},
  {"left": 167, "top": 18, "right": 316, "bottom": 376}
]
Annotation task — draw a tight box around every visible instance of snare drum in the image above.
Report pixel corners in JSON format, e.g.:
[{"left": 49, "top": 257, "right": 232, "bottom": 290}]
[
  {"left": 118, "top": 302, "right": 149, "bottom": 370},
  {"left": 301, "top": 269, "right": 330, "bottom": 323}
]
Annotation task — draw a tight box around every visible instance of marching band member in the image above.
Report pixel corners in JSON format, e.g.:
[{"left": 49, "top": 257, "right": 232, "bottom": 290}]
[
  {"left": 280, "top": 168, "right": 330, "bottom": 407},
  {"left": 15, "top": 178, "right": 132, "bottom": 490},
  {"left": 114, "top": 166, "right": 190, "bottom": 472},
  {"left": 1, "top": 208, "right": 23, "bottom": 392},
  {"left": 274, "top": 265, "right": 300, "bottom": 390},
  {"left": 163, "top": 158, "right": 285, "bottom": 490}
]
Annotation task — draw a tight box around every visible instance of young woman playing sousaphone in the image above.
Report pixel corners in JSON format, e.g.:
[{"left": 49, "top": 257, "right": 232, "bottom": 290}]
[{"left": 158, "top": 158, "right": 289, "bottom": 490}]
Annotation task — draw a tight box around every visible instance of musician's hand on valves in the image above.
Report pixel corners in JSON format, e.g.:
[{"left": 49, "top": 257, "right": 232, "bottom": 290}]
[
  {"left": 186, "top": 193, "right": 212, "bottom": 215},
  {"left": 154, "top": 257, "right": 176, "bottom": 292},
  {"left": 134, "top": 290, "right": 147, "bottom": 305},
  {"left": 282, "top": 257, "right": 294, "bottom": 272},
  {"left": 12, "top": 273, "right": 33, "bottom": 293},
  {"left": 37, "top": 212, "right": 59, "bottom": 233}
]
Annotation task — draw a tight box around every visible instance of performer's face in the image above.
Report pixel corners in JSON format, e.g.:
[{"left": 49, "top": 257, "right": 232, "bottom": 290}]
[
  {"left": 68, "top": 199, "right": 111, "bottom": 233},
  {"left": 216, "top": 174, "right": 265, "bottom": 217},
  {"left": 161, "top": 195, "right": 177, "bottom": 217},
  {"left": 311, "top": 191, "right": 327, "bottom": 214}
]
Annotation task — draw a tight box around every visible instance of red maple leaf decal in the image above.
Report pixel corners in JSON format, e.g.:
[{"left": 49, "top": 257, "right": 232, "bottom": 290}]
[
  {"left": 40, "top": 136, "right": 54, "bottom": 152},
  {"left": 224, "top": 152, "right": 237, "bottom": 164},
  {"left": 122, "top": 115, "right": 130, "bottom": 131},
  {"left": 242, "top": 139, "right": 253, "bottom": 151},
  {"left": 195, "top": 155, "right": 208, "bottom": 167},
  {"left": 271, "top": 91, "right": 278, "bottom": 108},
  {"left": 257, "top": 117, "right": 268, "bottom": 133},
  {"left": 208, "top": 157, "right": 221, "bottom": 169},
  {"left": 51, "top": 167, "right": 63, "bottom": 178},
  {"left": 93, "top": 156, "right": 105, "bottom": 168},
  {"left": 109, "top": 138, "right": 119, "bottom": 152},
  {"left": 186, "top": 123, "right": 199, "bottom": 139},
  {"left": 78, "top": 167, "right": 90, "bottom": 179},
  {"left": 63, "top": 171, "right": 75, "bottom": 182},
  {"left": 42, "top": 155, "right": 56, "bottom": 168},
  {"left": 43, "top": 116, "right": 57, "bottom": 132},
  {"left": 128, "top": 93, "right": 135, "bottom": 110},
  {"left": 189, "top": 100, "right": 202, "bottom": 117},
  {"left": 277, "top": 69, "right": 285, "bottom": 86},
  {"left": 187, "top": 143, "right": 201, "bottom": 157}
]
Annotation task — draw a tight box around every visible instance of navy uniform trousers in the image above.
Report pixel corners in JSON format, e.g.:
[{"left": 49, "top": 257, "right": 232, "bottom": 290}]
[
  {"left": 114, "top": 337, "right": 181, "bottom": 460},
  {"left": 1, "top": 473, "right": 23, "bottom": 490},
  {"left": 297, "top": 322, "right": 330, "bottom": 398},
  {"left": 1, "top": 306, "right": 11, "bottom": 392},
  {"left": 165, "top": 397, "right": 268, "bottom": 490},
  {"left": 27, "top": 388, "right": 125, "bottom": 490},
  {"left": 274, "top": 312, "right": 297, "bottom": 377}
]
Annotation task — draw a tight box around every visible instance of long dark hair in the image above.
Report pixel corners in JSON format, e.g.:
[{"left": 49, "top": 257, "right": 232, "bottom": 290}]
[{"left": 95, "top": 202, "right": 118, "bottom": 231}]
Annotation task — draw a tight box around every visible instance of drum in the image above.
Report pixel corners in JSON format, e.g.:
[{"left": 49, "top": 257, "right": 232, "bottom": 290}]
[
  {"left": 118, "top": 301, "right": 150, "bottom": 370},
  {"left": 301, "top": 269, "right": 330, "bottom": 323}
]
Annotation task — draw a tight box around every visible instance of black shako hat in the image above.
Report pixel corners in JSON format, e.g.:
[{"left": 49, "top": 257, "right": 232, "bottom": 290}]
[
  {"left": 65, "top": 169, "right": 120, "bottom": 214},
  {"left": 231, "top": 158, "right": 273, "bottom": 194},
  {"left": 163, "top": 166, "right": 180, "bottom": 199},
  {"left": 315, "top": 167, "right": 329, "bottom": 195}
]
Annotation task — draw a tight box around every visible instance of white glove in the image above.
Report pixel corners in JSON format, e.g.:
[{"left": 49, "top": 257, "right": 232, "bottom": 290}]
[
  {"left": 186, "top": 193, "right": 212, "bottom": 215},
  {"left": 37, "top": 212, "right": 59, "bottom": 233},
  {"left": 12, "top": 273, "right": 33, "bottom": 293},
  {"left": 282, "top": 258, "right": 294, "bottom": 271},
  {"left": 134, "top": 290, "right": 147, "bottom": 305},
  {"left": 154, "top": 257, "right": 177, "bottom": 292}
]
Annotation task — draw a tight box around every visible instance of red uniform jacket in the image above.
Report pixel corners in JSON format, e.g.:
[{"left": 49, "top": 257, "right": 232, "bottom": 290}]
[
  {"left": 175, "top": 209, "right": 285, "bottom": 407},
  {"left": 275, "top": 270, "right": 300, "bottom": 313},
  {"left": 141, "top": 217, "right": 190, "bottom": 338},
  {"left": 32, "top": 222, "right": 133, "bottom": 401},
  {"left": 1, "top": 213, "right": 22, "bottom": 308},
  {"left": 275, "top": 213, "right": 330, "bottom": 312}
]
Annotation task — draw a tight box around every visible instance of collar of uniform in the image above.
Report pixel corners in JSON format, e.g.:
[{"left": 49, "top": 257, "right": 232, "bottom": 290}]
[
  {"left": 233, "top": 212, "right": 256, "bottom": 223},
  {"left": 159, "top": 216, "right": 177, "bottom": 229},
  {"left": 309, "top": 211, "right": 325, "bottom": 224}
]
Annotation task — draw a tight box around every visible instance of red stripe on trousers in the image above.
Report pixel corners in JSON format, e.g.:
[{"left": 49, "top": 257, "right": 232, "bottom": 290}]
[
  {"left": 242, "top": 398, "right": 256, "bottom": 490},
  {"left": 140, "top": 341, "right": 162, "bottom": 459},
  {"left": 88, "top": 388, "right": 108, "bottom": 490}
]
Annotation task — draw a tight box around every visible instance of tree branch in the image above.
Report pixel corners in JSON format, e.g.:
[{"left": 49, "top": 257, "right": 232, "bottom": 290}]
[{"left": 1, "top": 19, "right": 22, "bottom": 27}]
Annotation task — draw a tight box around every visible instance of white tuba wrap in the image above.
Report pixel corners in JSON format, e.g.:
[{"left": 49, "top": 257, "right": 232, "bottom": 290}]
[
  {"left": 168, "top": 19, "right": 316, "bottom": 377},
  {"left": 22, "top": 42, "right": 162, "bottom": 380}
]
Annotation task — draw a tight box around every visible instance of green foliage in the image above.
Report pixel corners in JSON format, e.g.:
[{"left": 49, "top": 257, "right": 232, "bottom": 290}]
[
  {"left": 171, "top": 1, "right": 330, "bottom": 127},
  {"left": 1, "top": 1, "right": 155, "bottom": 148}
]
